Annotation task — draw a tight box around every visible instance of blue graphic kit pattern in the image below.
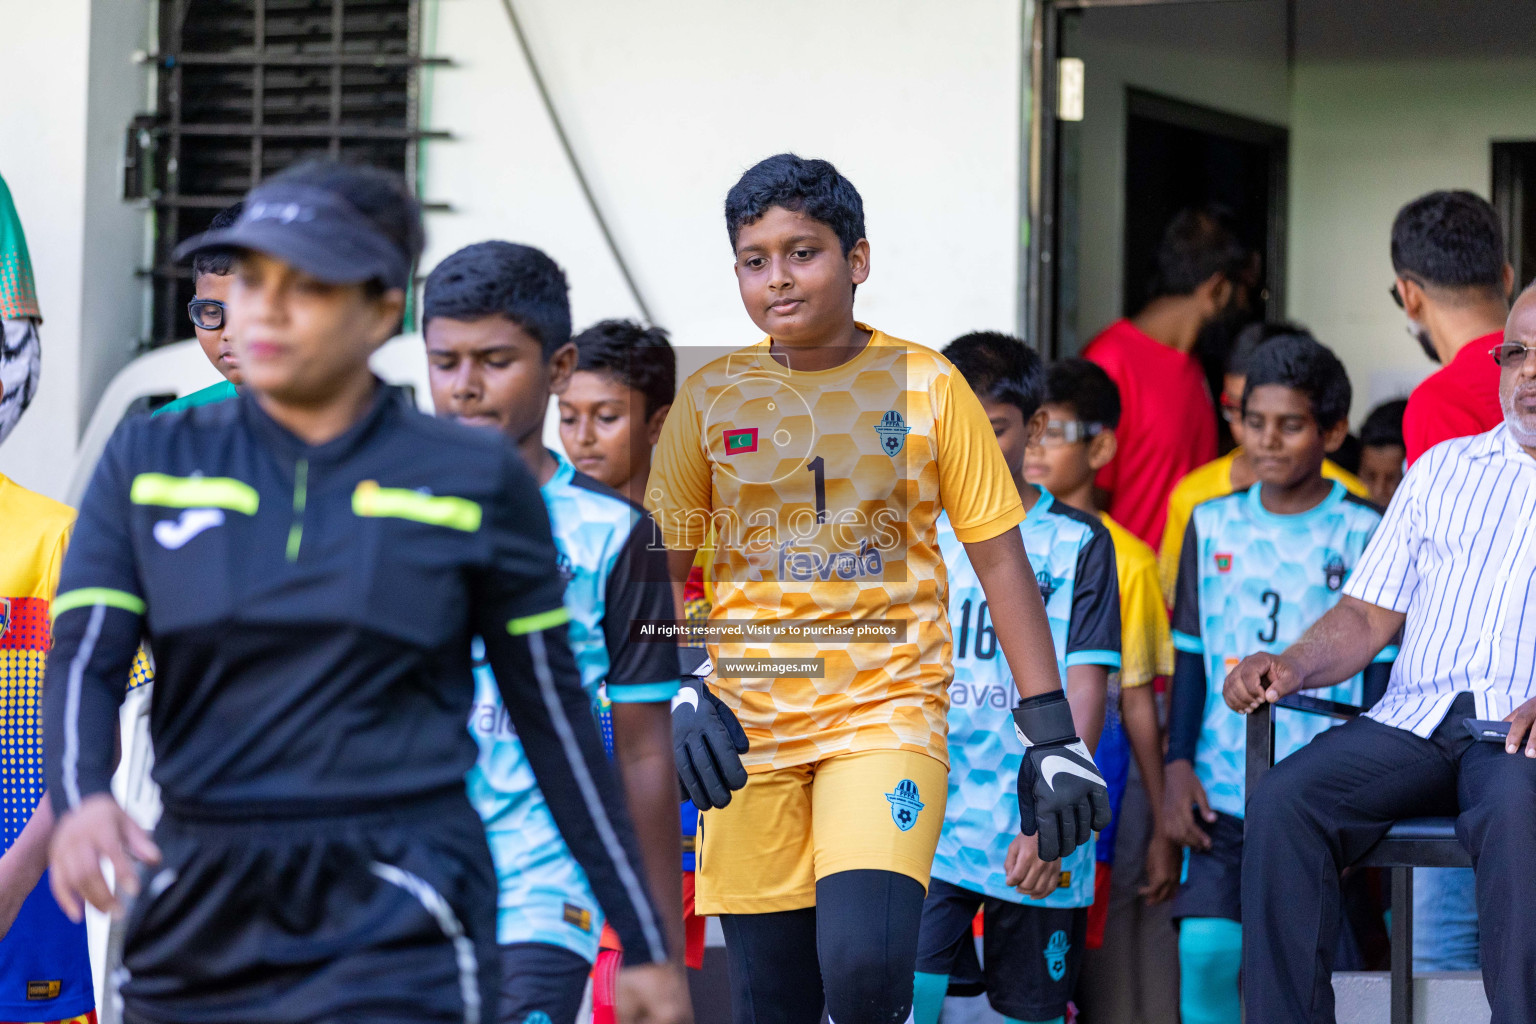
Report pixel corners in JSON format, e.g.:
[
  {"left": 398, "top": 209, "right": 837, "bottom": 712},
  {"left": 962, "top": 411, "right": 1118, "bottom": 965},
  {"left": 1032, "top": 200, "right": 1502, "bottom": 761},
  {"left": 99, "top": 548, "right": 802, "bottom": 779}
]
[
  {"left": 1171, "top": 482, "right": 1395, "bottom": 818},
  {"left": 469, "top": 451, "right": 680, "bottom": 960},
  {"left": 930, "top": 487, "right": 1120, "bottom": 908}
]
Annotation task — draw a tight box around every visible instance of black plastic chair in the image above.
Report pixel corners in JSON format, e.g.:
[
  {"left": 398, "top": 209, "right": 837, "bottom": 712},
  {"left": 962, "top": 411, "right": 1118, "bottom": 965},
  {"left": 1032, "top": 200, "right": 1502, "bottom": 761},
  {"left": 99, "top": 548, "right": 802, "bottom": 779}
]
[{"left": 1246, "top": 694, "right": 1471, "bottom": 1024}]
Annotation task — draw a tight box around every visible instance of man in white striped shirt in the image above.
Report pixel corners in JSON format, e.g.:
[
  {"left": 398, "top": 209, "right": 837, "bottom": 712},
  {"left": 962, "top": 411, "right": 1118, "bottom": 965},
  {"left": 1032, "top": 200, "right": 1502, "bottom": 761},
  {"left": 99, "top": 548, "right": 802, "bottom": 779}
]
[{"left": 1223, "top": 286, "right": 1536, "bottom": 1024}]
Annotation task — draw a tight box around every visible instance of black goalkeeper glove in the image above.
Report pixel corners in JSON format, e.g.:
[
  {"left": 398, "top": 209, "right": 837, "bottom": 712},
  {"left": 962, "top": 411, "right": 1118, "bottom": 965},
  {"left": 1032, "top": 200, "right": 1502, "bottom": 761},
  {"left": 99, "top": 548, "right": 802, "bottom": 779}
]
[
  {"left": 1013, "top": 690, "right": 1112, "bottom": 862},
  {"left": 672, "top": 660, "right": 749, "bottom": 810}
]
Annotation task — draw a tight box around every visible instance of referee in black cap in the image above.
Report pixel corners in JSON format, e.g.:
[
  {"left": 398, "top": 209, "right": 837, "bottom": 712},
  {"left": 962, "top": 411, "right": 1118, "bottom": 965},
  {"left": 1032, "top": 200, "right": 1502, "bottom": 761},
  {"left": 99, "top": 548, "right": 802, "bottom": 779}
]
[{"left": 42, "top": 161, "right": 691, "bottom": 1024}]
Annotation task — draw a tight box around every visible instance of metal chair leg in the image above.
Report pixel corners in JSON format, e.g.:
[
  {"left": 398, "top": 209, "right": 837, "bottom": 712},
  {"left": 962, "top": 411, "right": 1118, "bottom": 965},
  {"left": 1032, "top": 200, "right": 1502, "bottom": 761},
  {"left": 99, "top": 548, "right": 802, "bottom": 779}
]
[{"left": 1390, "top": 866, "right": 1413, "bottom": 1024}]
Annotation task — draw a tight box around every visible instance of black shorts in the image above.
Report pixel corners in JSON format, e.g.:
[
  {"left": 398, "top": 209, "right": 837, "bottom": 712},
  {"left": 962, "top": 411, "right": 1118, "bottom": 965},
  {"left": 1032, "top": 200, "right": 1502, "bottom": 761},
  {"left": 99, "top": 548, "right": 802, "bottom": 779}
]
[
  {"left": 121, "top": 790, "right": 497, "bottom": 1024},
  {"left": 915, "top": 878, "right": 1087, "bottom": 1022},
  {"left": 498, "top": 943, "right": 592, "bottom": 1024},
  {"left": 1170, "top": 809, "right": 1244, "bottom": 924}
]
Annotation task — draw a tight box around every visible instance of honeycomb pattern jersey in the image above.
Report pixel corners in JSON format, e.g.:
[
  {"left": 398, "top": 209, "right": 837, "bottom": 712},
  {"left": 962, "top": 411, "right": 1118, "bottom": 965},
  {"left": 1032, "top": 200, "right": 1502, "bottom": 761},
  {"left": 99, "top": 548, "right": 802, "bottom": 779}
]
[
  {"left": 647, "top": 327, "right": 1025, "bottom": 770},
  {"left": 1172, "top": 482, "right": 1397, "bottom": 819},
  {"left": 467, "top": 452, "right": 680, "bottom": 960},
  {"left": 930, "top": 489, "right": 1120, "bottom": 908}
]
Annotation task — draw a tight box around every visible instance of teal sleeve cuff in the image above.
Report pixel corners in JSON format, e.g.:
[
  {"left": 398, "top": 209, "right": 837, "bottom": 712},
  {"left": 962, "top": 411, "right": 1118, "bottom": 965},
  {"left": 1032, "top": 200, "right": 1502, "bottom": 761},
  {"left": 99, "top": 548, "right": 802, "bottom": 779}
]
[
  {"left": 1066, "top": 649, "right": 1122, "bottom": 670},
  {"left": 607, "top": 679, "right": 683, "bottom": 704},
  {"left": 1171, "top": 630, "right": 1204, "bottom": 654},
  {"left": 1372, "top": 645, "right": 1400, "bottom": 664}
]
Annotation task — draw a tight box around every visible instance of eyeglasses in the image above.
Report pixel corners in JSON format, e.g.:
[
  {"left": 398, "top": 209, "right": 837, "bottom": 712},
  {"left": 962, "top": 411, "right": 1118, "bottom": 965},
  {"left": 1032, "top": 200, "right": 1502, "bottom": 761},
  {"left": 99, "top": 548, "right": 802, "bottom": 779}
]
[
  {"left": 187, "top": 299, "right": 226, "bottom": 331},
  {"left": 1490, "top": 342, "right": 1536, "bottom": 369},
  {"left": 1038, "top": 420, "right": 1104, "bottom": 448}
]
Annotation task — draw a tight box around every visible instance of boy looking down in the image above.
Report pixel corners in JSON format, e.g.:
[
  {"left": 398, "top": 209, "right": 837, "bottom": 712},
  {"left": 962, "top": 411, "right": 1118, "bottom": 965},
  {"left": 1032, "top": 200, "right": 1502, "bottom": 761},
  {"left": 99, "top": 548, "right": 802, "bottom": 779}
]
[
  {"left": 423, "top": 241, "right": 689, "bottom": 1024},
  {"left": 1162, "top": 334, "right": 1393, "bottom": 1024},
  {"left": 155, "top": 202, "right": 245, "bottom": 417},
  {"left": 647, "top": 154, "right": 1108, "bottom": 1024}
]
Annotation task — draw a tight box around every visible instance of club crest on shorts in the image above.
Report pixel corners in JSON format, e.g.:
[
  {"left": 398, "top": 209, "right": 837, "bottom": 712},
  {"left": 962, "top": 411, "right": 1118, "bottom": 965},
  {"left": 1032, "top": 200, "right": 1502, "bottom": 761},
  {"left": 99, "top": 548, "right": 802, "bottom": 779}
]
[
  {"left": 1044, "top": 929, "right": 1070, "bottom": 981},
  {"left": 886, "top": 778, "right": 924, "bottom": 831},
  {"left": 874, "top": 410, "right": 910, "bottom": 456}
]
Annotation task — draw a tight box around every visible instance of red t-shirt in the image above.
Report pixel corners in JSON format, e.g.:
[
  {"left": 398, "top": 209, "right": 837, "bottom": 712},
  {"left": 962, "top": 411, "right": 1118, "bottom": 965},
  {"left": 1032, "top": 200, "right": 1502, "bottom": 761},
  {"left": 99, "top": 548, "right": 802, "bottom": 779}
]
[
  {"left": 1402, "top": 330, "right": 1504, "bottom": 466},
  {"left": 1083, "top": 319, "right": 1216, "bottom": 547}
]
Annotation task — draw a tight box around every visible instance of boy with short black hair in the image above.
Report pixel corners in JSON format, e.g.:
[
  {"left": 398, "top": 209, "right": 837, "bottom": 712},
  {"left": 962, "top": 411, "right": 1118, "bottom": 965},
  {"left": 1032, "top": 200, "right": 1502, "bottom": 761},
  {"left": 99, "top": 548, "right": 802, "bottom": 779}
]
[
  {"left": 914, "top": 334, "right": 1119, "bottom": 1024},
  {"left": 1023, "top": 358, "right": 1180, "bottom": 1023},
  {"left": 648, "top": 154, "right": 1108, "bottom": 1024},
  {"left": 155, "top": 202, "right": 245, "bottom": 417},
  {"left": 1162, "top": 335, "right": 1394, "bottom": 1024},
  {"left": 560, "top": 319, "right": 675, "bottom": 508},
  {"left": 1159, "top": 322, "right": 1369, "bottom": 603},
  {"left": 1358, "top": 398, "right": 1408, "bottom": 508},
  {"left": 422, "top": 241, "right": 688, "bottom": 1024}
]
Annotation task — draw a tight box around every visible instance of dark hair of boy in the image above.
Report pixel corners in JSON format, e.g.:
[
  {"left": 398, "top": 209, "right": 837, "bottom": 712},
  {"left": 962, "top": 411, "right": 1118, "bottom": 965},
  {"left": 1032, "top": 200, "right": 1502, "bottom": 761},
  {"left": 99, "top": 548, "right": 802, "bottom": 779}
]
[
  {"left": 941, "top": 331, "right": 1046, "bottom": 422},
  {"left": 422, "top": 240, "right": 572, "bottom": 356},
  {"left": 267, "top": 160, "right": 425, "bottom": 292},
  {"left": 1390, "top": 190, "right": 1506, "bottom": 293},
  {"left": 190, "top": 202, "right": 245, "bottom": 280},
  {"left": 1226, "top": 320, "right": 1311, "bottom": 378},
  {"left": 1147, "top": 205, "right": 1250, "bottom": 300},
  {"left": 1042, "top": 357, "right": 1121, "bottom": 431},
  {"left": 1241, "top": 333, "right": 1351, "bottom": 429},
  {"left": 571, "top": 319, "right": 676, "bottom": 418},
  {"left": 1360, "top": 398, "right": 1408, "bottom": 450},
  {"left": 725, "top": 153, "right": 866, "bottom": 256}
]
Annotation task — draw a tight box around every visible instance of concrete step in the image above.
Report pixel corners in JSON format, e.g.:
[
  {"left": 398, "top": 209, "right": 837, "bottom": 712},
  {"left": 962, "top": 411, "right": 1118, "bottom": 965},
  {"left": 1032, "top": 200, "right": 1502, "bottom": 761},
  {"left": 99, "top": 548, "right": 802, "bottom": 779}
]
[{"left": 1333, "top": 971, "right": 1489, "bottom": 1024}]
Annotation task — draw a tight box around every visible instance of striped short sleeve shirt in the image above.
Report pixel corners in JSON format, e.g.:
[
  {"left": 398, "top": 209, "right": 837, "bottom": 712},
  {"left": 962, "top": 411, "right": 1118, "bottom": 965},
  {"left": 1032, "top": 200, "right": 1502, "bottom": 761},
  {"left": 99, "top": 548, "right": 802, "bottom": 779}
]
[{"left": 1346, "top": 424, "right": 1536, "bottom": 737}]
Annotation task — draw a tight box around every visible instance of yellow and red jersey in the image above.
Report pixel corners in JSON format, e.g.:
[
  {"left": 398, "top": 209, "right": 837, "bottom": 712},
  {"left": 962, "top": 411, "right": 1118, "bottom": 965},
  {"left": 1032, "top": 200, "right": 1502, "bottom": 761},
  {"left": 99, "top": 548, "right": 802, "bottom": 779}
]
[{"left": 647, "top": 327, "right": 1024, "bottom": 770}]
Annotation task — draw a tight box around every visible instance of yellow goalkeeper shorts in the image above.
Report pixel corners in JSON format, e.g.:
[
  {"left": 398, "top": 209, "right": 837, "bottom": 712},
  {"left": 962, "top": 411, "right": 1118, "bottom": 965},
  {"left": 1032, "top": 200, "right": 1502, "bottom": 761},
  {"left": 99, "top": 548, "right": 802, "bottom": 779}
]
[{"left": 693, "top": 748, "right": 947, "bottom": 915}]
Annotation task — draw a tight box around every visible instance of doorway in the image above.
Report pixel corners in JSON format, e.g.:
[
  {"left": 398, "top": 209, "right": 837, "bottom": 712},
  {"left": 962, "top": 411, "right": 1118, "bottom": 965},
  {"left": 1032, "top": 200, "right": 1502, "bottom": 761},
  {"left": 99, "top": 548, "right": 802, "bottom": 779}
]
[{"left": 1122, "top": 90, "right": 1288, "bottom": 321}]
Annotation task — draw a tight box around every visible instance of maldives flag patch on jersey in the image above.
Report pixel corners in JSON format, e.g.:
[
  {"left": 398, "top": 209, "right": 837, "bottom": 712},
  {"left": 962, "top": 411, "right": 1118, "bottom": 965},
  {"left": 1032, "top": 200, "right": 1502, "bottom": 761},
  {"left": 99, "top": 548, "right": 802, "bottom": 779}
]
[
  {"left": 723, "top": 428, "right": 758, "bottom": 455},
  {"left": 1214, "top": 553, "right": 1233, "bottom": 573}
]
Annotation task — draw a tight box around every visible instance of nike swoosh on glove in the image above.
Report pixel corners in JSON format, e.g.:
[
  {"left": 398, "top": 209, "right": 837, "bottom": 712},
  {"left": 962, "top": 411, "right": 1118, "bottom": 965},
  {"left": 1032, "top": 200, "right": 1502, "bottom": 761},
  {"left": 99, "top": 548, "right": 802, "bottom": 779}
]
[
  {"left": 1013, "top": 690, "right": 1111, "bottom": 862},
  {"left": 672, "top": 669, "right": 749, "bottom": 809}
]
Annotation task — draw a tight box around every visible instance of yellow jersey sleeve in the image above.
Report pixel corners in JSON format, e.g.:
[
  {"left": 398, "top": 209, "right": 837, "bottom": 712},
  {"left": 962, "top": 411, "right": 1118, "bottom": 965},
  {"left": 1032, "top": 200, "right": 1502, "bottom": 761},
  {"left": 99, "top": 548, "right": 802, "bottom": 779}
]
[
  {"left": 933, "top": 367, "right": 1025, "bottom": 543},
  {"left": 43, "top": 519, "right": 74, "bottom": 603},
  {"left": 646, "top": 381, "right": 711, "bottom": 551},
  {"left": 1111, "top": 523, "right": 1174, "bottom": 688}
]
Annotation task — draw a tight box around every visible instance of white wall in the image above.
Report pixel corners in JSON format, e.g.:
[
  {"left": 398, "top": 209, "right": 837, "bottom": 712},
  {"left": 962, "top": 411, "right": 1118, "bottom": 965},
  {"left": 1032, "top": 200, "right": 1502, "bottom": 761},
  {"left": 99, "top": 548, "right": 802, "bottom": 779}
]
[
  {"left": 0, "top": 0, "right": 93, "bottom": 499},
  {"left": 422, "top": 0, "right": 1025, "bottom": 375},
  {"left": 1286, "top": 57, "right": 1536, "bottom": 416}
]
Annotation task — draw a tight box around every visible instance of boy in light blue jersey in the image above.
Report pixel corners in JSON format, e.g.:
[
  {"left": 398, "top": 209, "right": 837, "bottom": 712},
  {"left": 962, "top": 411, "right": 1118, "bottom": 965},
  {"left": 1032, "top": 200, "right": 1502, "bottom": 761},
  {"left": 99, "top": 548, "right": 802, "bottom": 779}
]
[
  {"left": 914, "top": 333, "right": 1120, "bottom": 1024},
  {"left": 424, "top": 242, "right": 687, "bottom": 1024},
  {"left": 1163, "top": 332, "right": 1395, "bottom": 1024}
]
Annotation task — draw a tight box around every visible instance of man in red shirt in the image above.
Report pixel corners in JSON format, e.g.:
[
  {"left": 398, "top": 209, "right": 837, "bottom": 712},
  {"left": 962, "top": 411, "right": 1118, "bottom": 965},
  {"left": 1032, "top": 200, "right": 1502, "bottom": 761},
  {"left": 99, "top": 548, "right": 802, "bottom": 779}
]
[
  {"left": 1392, "top": 190, "right": 1513, "bottom": 466},
  {"left": 1084, "top": 207, "right": 1252, "bottom": 546}
]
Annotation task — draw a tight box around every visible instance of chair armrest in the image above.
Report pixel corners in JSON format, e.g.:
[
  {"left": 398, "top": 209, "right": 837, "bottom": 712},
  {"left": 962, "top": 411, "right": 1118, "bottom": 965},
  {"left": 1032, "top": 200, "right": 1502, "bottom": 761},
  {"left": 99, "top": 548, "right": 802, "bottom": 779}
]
[
  {"left": 1275, "top": 693, "right": 1362, "bottom": 721},
  {"left": 1244, "top": 694, "right": 1363, "bottom": 809}
]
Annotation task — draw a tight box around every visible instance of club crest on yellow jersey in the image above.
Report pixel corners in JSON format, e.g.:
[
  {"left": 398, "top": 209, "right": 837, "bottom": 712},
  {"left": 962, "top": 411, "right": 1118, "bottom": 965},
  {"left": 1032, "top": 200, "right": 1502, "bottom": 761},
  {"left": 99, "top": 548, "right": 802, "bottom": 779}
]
[{"left": 874, "top": 410, "right": 910, "bottom": 456}]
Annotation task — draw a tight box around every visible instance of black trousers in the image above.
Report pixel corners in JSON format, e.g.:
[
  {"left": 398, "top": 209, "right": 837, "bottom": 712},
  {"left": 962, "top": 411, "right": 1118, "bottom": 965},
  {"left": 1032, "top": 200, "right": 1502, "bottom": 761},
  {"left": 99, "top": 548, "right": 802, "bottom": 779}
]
[{"left": 1242, "top": 694, "right": 1536, "bottom": 1024}]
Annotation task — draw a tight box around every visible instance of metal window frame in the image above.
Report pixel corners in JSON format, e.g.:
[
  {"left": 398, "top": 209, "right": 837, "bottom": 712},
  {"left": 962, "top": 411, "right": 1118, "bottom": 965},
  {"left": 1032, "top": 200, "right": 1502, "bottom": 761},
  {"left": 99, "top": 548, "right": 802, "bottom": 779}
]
[{"left": 136, "top": 0, "right": 450, "bottom": 348}]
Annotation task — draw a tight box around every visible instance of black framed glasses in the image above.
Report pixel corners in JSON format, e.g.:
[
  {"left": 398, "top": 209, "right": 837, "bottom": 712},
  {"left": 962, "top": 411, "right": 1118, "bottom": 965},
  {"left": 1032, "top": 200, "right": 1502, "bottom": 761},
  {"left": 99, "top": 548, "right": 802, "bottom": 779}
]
[
  {"left": 187, "top": 299, "right": 225, "bottom": 331},
  {"left": 1490, "top": 342, "right": 1536, "bottom": 369}
]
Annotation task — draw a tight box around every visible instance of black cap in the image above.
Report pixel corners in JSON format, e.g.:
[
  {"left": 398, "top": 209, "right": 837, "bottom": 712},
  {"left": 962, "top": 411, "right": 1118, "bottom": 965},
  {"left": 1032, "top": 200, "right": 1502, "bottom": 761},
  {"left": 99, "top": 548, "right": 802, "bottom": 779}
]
[{"left": 174, "top": 181, "right": 411, "bottom": 291}]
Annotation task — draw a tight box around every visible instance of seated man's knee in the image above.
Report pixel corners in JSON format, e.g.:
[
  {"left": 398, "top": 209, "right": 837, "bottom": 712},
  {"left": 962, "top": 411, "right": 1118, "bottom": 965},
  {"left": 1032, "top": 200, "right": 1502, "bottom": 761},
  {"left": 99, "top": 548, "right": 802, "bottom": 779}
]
[{"left": 1246, "top": 757, "right": 1317, "bottom": 845}]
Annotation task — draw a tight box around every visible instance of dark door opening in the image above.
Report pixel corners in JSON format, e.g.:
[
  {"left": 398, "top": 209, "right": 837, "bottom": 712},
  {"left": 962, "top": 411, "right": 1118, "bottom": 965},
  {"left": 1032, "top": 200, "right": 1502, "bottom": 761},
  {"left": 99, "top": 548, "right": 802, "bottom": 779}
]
[
  {"left": 1123, "top": 90, "right": 1288, "bottom": 320},
  {"left": 1492, "top": 142, "right": 1536, "bottom": 290},
  {"left": 1121, "top": 90, "right": 1288, "bottom": 448}
]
